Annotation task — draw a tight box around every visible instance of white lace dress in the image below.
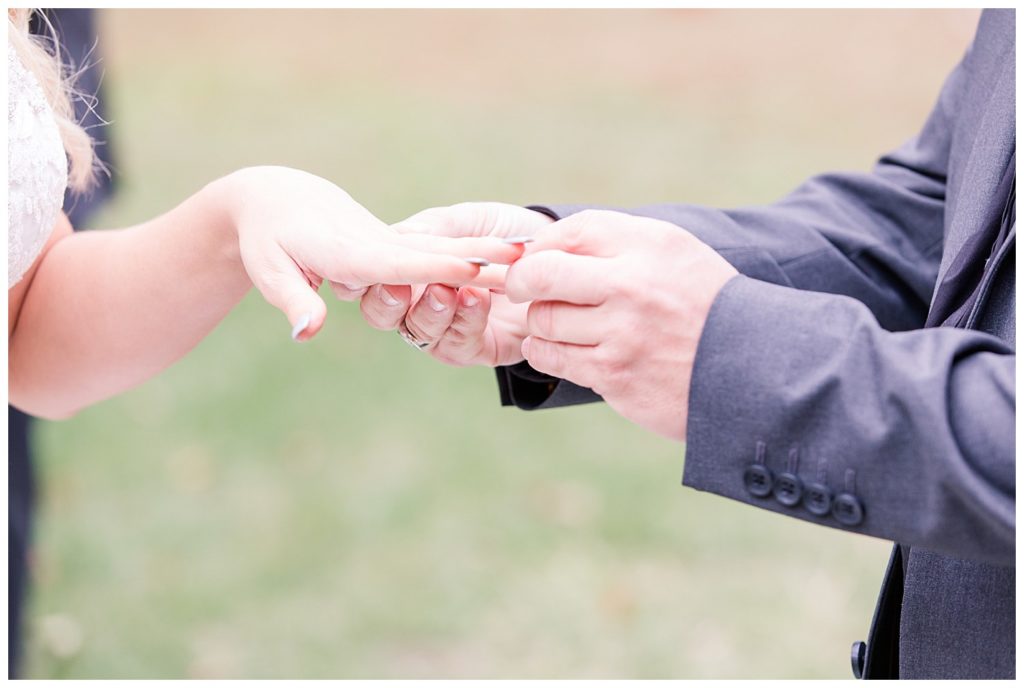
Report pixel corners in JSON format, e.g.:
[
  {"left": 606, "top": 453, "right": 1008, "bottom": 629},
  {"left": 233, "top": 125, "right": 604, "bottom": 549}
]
[{"left": 8, "top": 43, "right": 68, "bottom": 288}]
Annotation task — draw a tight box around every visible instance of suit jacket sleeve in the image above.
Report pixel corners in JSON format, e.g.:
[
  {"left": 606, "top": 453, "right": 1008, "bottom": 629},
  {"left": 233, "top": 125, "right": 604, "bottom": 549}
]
[
  {"left": 497, "top": 41, "right": 971, "bottom": 409},
  {"left": 685, "top": 274, "right": 1014, "bottom": 565},
  {"left": 494, "top": 35, "right": 1017, "bottom": 563}
]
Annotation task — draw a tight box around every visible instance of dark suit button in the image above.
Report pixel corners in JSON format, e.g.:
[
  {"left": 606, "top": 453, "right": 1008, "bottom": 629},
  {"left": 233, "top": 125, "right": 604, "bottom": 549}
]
[
  {"left": 803, "top": 482, "right": 833, "bottom": 516},
  {"left": 773, "top": 472, "right": 803, "bottom": 506},
  {"left": 833, "top": 493, "right": 864, "bottom": 526},
  {"left": 851, "top": 640, "right": 867, "bottom": 679},
  {"left": 743, "top": 464, "right": 773, "bottom": 497}
]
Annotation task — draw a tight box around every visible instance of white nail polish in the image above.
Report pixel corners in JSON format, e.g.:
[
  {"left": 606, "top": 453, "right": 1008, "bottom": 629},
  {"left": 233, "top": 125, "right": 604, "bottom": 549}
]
[
  {"left": 502, "top": 236, "right": 535, "bottom": 245},
  {"left": 379, "top": 285, "right": 400, "bottom": 307},
  {"left": 464, "top": 257, "right": 490, "bottom": 266},
  {"left": 291, "top": 312, "right": 312, "bottom": 341},
  {"left": 427, "top": 291, "right": 446, "bottom": 312},
  {"left": 463, "top": 292, "right": 479, "bottom": 307}
]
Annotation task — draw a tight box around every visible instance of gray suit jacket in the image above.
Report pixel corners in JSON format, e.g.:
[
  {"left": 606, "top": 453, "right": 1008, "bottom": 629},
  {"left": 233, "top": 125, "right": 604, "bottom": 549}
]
[{"left": 496, "top": 9, "right": 1015, "bottom": 679}]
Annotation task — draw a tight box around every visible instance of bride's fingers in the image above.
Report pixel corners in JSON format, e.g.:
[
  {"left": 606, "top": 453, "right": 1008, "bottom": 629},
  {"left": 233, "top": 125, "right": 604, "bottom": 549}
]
[
  {"left": 247, "top": 244, "right": 328, "bottom": 342},
  {"left": 360, "top": 284, "right": 412, "bottom": 330},
  {"left": 386, "top": 232, "right": 525, "bottom": 265},
  {"left": 336, "top": 244, "right": 485, "bottom": 287}
]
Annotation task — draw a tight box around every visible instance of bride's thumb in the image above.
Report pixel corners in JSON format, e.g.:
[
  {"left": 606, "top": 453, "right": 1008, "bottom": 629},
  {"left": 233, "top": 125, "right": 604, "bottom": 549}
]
[
  {"left": 282, "top": 288, "right": 328, "bottom": 343},
  {"left": 248, "top": 249, "right": 328, "bottom": 342}
]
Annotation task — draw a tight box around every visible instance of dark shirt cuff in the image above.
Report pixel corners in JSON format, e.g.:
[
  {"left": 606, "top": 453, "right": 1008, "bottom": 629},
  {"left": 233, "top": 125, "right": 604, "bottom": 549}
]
[{"left": 493, "top": 204, "right": 603, "bottom": 410}]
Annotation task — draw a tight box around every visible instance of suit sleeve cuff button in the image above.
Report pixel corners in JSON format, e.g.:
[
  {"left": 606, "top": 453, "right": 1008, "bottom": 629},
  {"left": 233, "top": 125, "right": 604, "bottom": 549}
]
[
  {"left": 833, "top": 493, "right": 864, "bottom": 526},
  {"left": 772, "top": 472, "right": 803, "bottom": 507},
  {"left": 743, "top": 464, "right": 774, "bottom": 497},
  {"left": 803, "top": 482, "right": 833, "bottom": 516}
]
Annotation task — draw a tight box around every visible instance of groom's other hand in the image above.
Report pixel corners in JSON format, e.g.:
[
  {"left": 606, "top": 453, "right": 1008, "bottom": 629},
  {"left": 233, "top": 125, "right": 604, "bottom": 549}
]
[
  {"left": 360, "top": 280, "right": 530, "bottom": 367},
  {"left": 506, "top": 210, "right": 738, "bottom": 441},
  {"left": 394, "top": 202, "right": 553, "bottom": 242}
]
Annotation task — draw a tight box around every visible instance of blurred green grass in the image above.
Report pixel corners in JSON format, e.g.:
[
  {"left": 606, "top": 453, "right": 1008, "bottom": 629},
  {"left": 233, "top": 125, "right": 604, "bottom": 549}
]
[{"left": 23, "top": 9, "right": 977, "bottom": 678}]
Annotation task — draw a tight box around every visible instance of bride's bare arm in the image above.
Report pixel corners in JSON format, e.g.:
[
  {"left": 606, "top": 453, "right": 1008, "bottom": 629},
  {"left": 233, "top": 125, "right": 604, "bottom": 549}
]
[
  {"left": 10, "top": 181, "right": 248, "bottom": 419},
  {"left": 8, "top": 166, "right": 522, "bottom": 419}
]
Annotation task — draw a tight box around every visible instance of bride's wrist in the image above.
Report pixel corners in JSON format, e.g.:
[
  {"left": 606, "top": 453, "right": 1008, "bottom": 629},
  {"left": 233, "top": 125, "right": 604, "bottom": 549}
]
[
  {"left": 210, "top": 167, "right": 262, "bottom": 228},
  {"left": 199, "top": 172, "right": 250, "bottom": 271}
]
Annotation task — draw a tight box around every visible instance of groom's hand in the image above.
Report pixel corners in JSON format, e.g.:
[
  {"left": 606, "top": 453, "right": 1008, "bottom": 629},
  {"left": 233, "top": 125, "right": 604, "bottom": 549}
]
[
  {"left": 360, "top": 283, "right": 531, "bottom": 366},
  {"left": 506, "top": 210, "right": 738, "bottom": 441},
  {"left": 394, "top": 202, "right": 553, "bottom": 242},
  {"left": 358, "top": 203, "right": 552, "bottom": 366}
]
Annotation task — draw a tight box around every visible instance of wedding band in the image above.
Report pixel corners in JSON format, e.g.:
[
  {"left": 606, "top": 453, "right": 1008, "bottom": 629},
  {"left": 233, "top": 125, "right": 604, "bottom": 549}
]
[{"left": 397, "top": 320, "right": 432, "bottom": 350}]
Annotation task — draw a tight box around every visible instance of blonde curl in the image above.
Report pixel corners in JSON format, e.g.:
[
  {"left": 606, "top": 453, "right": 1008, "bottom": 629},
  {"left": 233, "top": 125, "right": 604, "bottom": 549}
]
[{"left": 8, "top": 8, "right": 97, "bottom": 192}]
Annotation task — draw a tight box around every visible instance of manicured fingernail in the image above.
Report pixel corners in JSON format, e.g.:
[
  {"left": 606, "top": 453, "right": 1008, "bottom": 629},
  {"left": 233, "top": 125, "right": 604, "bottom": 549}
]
[
  {"left": 464, "top": 257, "right": 490, "bottom": 266},
  {"left": 462, "top": 291, "right": 479, "bottom": 307},
  {"left": 342, "top": 283, "right": 362, "bottom": 291},
  {"left": 378, "top": 285, "right": 400, "bottom": 307},
  {"left": 426, "top": 290, "right": 447, "bottom": 312},
  {"left": 291, "top": 312, "right": 312, "bottom": 341},
  {"left": 502, "top": 236, "right": 535, "bottom": 245}
]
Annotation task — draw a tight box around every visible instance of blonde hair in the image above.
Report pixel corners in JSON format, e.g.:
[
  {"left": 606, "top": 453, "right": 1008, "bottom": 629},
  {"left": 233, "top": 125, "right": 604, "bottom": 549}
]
[{"left": 8, "top": 8, "right": 95, "bottom": 192}]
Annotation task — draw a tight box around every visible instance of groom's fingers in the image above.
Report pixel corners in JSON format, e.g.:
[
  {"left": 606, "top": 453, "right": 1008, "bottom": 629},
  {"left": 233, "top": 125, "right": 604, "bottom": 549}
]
[
  {"left": 432, "top": 287, "right": 492, "bottom": 364},
  {"left": 466, "top": 264, "right": 508, "bottom": 292},
  {"left": 521, "top": 336, "right": 598, "bottom": 389},
  {"left": 404, "top": 284, "right": 458, "bottom": 345},
  {"left": 329, "top": 281, "right": 369, "bottom": 302},
  {"left": 392, "top": 202, "right": 498, "bottom": 238},
  {"left": 524, "top": 210, "right": 641, "bottom": 258},
  {"left": 359, "top": 284, "right": 412, "bottom": 330},
  {"left": 394, "top": 202, "right": 554, "bottom": 242},
  {"left": 505, "top": 251, "right": 612, "bottom": 305}
]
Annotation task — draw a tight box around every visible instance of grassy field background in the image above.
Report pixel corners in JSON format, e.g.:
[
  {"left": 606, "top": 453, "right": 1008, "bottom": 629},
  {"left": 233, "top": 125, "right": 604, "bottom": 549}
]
[{"left": 23, "top": 9, "right": 978, "bottom": 679}]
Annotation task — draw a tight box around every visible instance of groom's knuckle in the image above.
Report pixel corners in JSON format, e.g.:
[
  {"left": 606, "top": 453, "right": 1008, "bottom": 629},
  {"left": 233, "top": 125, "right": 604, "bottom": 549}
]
[
  {"left": 331, "top": 284, "right": 352, "bottom": 301},
  {"left": 431, "top": 346, "right": 463, "bottom": 367},
  {"left": 408, "top": 314, "right": 438, "bottom": 339},
  {"left": 532, "top": 339, "right": 558, "bottom": 372},
  {"left": 481, "top": 203, "right": 502, "bottom": 233},
  {"left": 443, "top": 326, "right": 470, "bottom": 346},
  {"left": 405, "top": 318, "right": 432, "bottom": 343},
  {"left": 527, "top": 301, "right": 555, "bottom": 337},
  {"left": 522, "top": 258, "right": 554, "bottom": 296},
  {"left": 595, "top": 346, "right": 627, "bottom": 386},
  {"left": 606, "top": 264, "right": 635, "bottom": 298},
  {"left": 526, "top": 341, "right": 546, "bottom": 368},
  {"left": 359, "top": 299, "right": 391, "bottom": 329},
  {"left": 560, "top": 216, "right": 592, "bottom": 252}
]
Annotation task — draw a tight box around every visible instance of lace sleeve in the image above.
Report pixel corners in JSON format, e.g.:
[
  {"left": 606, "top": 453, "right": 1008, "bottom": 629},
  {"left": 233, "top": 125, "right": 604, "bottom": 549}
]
[{"left": 8, "top": 43, "right": 68, "bottom": 289}]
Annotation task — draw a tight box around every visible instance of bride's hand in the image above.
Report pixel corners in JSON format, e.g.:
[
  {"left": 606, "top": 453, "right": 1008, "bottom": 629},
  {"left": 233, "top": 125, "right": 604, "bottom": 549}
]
[{"left": 216, "top": 168, "right": 524, "bottom": 341}]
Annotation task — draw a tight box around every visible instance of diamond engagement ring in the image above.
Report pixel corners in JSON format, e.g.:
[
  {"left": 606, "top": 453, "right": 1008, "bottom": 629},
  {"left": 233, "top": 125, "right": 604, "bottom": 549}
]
[{"left": 397, "top": 320, "right": 432, "bottom": 350}]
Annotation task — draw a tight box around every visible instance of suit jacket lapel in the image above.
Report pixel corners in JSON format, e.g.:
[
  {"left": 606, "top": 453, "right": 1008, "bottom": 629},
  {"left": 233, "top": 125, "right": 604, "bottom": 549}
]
[{"left": 926, "top": 151, "right": 1015, "bottom": 328}]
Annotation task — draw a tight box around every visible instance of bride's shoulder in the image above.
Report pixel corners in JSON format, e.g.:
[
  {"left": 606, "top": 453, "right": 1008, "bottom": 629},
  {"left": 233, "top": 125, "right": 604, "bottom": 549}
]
[
  {"left": 8, "top": 42, "right": 68, "bottom": 289},
  {"left": 8, "top": 43, "right": 51, "bottom": 120}
]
